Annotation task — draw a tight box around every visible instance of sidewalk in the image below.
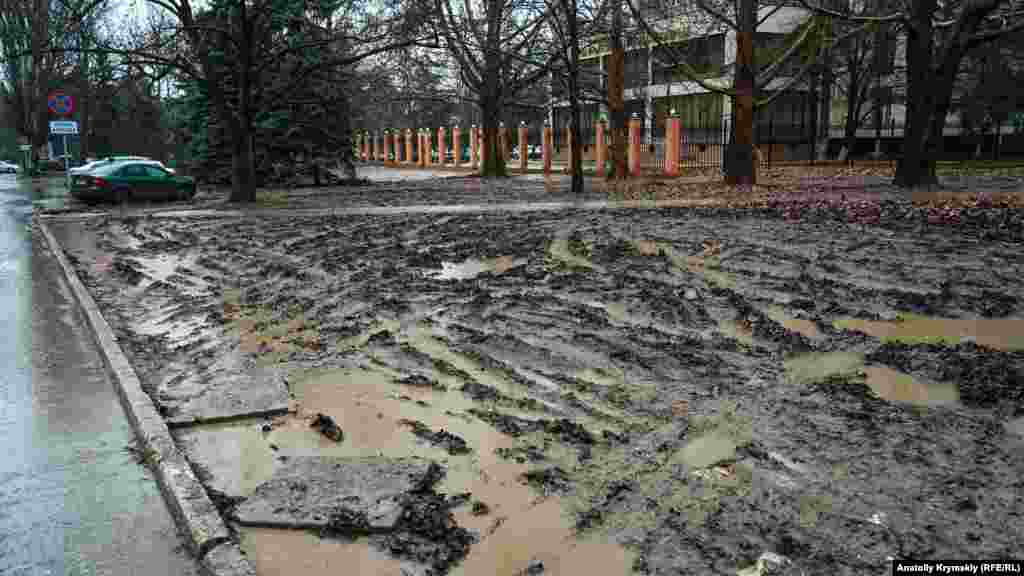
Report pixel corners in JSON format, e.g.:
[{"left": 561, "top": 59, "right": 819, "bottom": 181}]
[{"left": 0, "top": 225, "right": 199, "bottom": 576}]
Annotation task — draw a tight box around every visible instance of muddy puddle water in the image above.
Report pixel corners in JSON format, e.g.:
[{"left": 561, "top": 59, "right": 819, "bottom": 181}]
[
  {"left": 431, "top": 255, "right": 527, "bottom": 280},
  {"left": 203, "top": 365, "right": 636, "bottom": 574},
  {"left": 834, "top": 314, "right": 1024, "bottom": 351},
  {"left": 862, "top": 365, "right": 960, "bottom": 406},
  {"left": 241, "top": 528, "right": 412, "bottom": 576}
]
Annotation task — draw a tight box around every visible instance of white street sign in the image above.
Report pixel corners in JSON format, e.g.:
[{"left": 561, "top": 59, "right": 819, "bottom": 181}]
[{"left": 49, "top": 120, "right": 78, "bottom": 135}]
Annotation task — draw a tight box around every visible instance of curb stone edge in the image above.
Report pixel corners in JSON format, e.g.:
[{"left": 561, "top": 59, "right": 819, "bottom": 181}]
[{"left": 35, "top": 217, "right": 256, "bottom": 576}]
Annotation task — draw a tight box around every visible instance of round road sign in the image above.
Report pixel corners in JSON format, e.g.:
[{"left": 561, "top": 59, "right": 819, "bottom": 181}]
[{"left": 47, "top": 91, "right": 74, "bottom": 116}]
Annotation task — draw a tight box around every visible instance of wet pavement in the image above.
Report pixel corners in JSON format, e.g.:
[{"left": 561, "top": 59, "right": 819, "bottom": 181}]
[
  {"left": 1, "top": 175, "right": 198, "bottom": 575},
  {"left": 35, "top": 168, "right": 1024, "bottom": 575}
]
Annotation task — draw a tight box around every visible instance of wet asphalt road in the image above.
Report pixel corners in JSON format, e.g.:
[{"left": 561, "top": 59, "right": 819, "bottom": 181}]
[{"left": 0, "top": 175, "right": 198, "bottom": 575}]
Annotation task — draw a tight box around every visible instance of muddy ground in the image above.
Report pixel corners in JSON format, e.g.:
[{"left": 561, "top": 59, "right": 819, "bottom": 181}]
[{"left": 43, "top": 171, "right": 1024, "bottom": 575}]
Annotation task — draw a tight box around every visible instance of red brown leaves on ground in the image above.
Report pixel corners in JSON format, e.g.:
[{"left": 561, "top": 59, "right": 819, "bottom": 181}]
[{"left": 605, "top": 164, "right": 1024, "bottom": 237}]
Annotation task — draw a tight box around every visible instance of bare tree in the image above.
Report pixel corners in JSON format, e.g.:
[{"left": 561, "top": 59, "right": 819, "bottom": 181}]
[
  {"left": 628, "top": 0, "right": 869, "bottom": 185},
  {"left": 798, "top": 0, "right": 1024, "bottom": 187},
  {"left": 435, "top": 0, "right": 552, "bottom": 177}
]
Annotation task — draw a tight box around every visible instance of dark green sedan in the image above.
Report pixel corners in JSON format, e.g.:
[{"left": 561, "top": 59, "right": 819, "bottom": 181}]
[{"left": 69, "top": 160, "right": 197, "bottom": 204}]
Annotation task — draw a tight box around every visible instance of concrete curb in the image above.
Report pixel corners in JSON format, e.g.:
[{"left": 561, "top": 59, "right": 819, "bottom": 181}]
[{"left": 35, "top": 218, "right": 257, "bottom": 576}]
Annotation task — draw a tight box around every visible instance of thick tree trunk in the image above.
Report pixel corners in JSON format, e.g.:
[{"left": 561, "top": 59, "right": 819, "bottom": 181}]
[
  {"left": 31, "top": 0, "right": 49, "bottom": 161},
  {"left": 567, "top": 0, "right": 583, "bottom": 193},
  {"left": 607, "top": 0, "right": 627, "bottom": 180},
  {"left": 229, "top": 2, "right": 257, "bottom": 202},
  {"left": 817, "top": 53, "right": 833, "bottom": 161},
  {"left": 480, "top": 0, "right": 507, "bottom": 178},
  {"left": 230, "top": 123, "right": 256, "bottom": 202},
  {"left": 894, "top": 0, "right": 940, "bottom": 188},
  {"left": 725, "top": 0, "right": 756, "bottom": 186}
]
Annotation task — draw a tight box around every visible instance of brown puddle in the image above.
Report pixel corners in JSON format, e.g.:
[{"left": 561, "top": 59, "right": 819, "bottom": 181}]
[
  {"left": 833, "top": 314, "right": 1024, "bottom": 351},
  {"left": 432, "top": 256, "right": 527, "bottom": 280},
  {"left": 763, "top": 306, "right": 823, "bottom": 341},
  {"left": 241, "top": 528, "right": 411, "bottom": 576},
  {"left": 216, "top": 365, "right": 636, "bottom": 574},
  {"left": 863, "top": 365, "right": 959, "bottom": 407}
]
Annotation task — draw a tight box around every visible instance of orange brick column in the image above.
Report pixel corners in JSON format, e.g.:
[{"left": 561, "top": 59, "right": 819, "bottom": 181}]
[
  {"left": 363, "top": 132, "right": 370, "bottom": 161},
  {"left": 470, "top": 125, "right": 479, "bottom": 169},
  {"left": 405, "top": 129, "right": 413, "bottom": 165},
  {"left": 419, "top": 130, "right": 427, "bottom": 167},
  {"left": 438, "top": 128, "right": 446, "bottom": 166},
  {"left": 595, "top": 120, "right": 607, "bottom": 177},
  {"left": 453, "top": 127, "right": 461, "bottom": 168},
  {"left": 479, "top": 126, "right": 486, "bottom": 168},
  {"left": 518, "top": 122, "right": 528, "bottom": 173},
  {"left": 665, "top": 112, "right": 680, "bottom": 176},
  {"left": 542, "top": 123, "right": 552, "bottom": 175},
  {"left": 499, "top": 122, "right": 507, "bottom": 164},
  {"left": 629, "top": 113, "right": 641, "bottom": 177},
  {"left": 564, "top": 125, "right": 574, "bottom": 174}
]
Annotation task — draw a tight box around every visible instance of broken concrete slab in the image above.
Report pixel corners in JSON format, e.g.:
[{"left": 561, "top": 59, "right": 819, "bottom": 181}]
[
  {"left": 164, "top": 362, "right": 290, "bottom": 426},
  {"left": 234, "top": 456, "right": 437, "bottom": 532}
]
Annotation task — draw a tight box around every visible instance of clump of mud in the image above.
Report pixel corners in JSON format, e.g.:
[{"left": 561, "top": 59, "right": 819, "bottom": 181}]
[
  {"left": 311, "top": 413, "right": 345, "bottom": 442},
  {"left": 321, "top": 462, "right": 476, "bottom": 575},
  {"left": 396, "top": 374, "right": 447, "bottom": 390},
  {"left": 519, "top": 467, "right": 573, "bottom": 495},
  {"left": 398, "top": 419, "right": 472, "bottom": 455}
]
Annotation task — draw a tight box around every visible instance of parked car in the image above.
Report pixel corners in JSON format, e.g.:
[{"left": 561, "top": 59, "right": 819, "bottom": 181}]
[
  {"left": 69, "top": 160, "right": 196, "bottom": 204},
  {"left": 0, "top": 160, "right": 19, "bottom": 174},
  {"left": 65, "top": 156, "right": 166, "bottom": 188}
]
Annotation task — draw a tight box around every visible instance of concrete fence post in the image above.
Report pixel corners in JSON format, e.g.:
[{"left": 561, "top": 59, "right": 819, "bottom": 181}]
[
  {"left": 470, "top": 125, "right": 479, "bottom": 170},
  {"left": 596, "top": 120, "right": 607, "bottom": 177},
  {"left": 519, "top": 122, "right": 528, "bottom": 173},
  {"left": 542, "top": 122, "right": 552, "bottom": 175},
  {"left": 665, "top": 111, "right": 680, "bottom": 177},
  {"left": 629, "top": 113, "right": 641, "bottom": 177}
]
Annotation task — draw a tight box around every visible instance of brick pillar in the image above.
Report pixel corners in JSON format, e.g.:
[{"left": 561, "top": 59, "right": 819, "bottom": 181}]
[
  {"left": 470, "top": 125, "right": 479, "bottom": 169},
  {"left": 383, "top": 131, "right": 391, "bottom": 165},
  {"left": 629, "top": 114, "right": 641, "bottom": 177},
  {"left": 419, "top": 130, "right": 428, "bottom": 167},
  {"left": 564, "top": 125, "right": 574, "bottom": 174},
  {"left": 453, "top": 127, "right": 461, "bottom": 168},
  {"left": 438, "top": 128, "right": 446, "bottom": 166},
  {"left": 406, "top": 129, "right": 413, "bottom": 165},
  {"left": 518, "top": 122, "right": 528, "bottom": 173},
  {"left": 595, "top": 121, "right": 607, "bottom": 177},
  {"left": 363, "top": 132, "right": 370, "bottom": 161},
  {"left": 542, "top": 124, "right": 552, "bottom": 175},
  {"left": 665, "top": 112, "right": 680, "bottom": 176},
  {"left": 499, "top": 122, "right": 507, "bottom": 163},
  {"left": 478, "top": 126, "right": 486, "bottom": 167}
]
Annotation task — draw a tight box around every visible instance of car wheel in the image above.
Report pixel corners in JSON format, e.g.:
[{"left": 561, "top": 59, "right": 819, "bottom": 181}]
[{"left": 113, "top": 186, "right": 132, "bottom": 204}]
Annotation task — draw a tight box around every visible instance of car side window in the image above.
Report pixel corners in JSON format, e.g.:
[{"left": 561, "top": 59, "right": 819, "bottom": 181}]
[
  {"left": 142, "top": 166, "right": 168, "bottom": 178},
  {"left": 120, "top": 165, "right": 143, "bottom": 177}
]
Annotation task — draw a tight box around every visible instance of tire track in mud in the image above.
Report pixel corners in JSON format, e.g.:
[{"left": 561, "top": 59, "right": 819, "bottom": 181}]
[{"left": 51, "top": 208, "right": 1024, "bottom": 575}]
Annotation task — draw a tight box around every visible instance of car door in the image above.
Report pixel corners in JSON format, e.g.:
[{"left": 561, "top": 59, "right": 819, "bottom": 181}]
[
  {"left": 141, "top": 165, "right": 176, "bottom": 200},
  {"left": 116, "top": 164, "right": 149, "bottom": 199}
]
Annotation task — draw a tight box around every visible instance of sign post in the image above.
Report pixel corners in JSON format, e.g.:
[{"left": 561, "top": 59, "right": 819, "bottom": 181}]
[{"left": 49, "top": 120, "right": 78, "bottom": 172}]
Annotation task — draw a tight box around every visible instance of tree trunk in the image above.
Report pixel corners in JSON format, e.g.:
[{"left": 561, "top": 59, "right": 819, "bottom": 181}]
[
  {"left": 894, "top": 1, "right": 939, "bottom": 188},
  {"left": 607, "top": 0, "right": 627, "bottom": 180},
  {"left": 480, "top": 0, "right": 507, "bottom": 178},
  {"left": 78, "top": 33, "right": 91, "bottom": 159},
  {"left": 31, "top": 0, "right": 49, "bottom": 161},
  {"left": 567, "top": 0, "right": 583, "bottom": 193},
  {"left": 229, "top": 1, "right": 257, "bottom": 202},
  {"left": 817, "top": 49, "right": 833, "bottom": 161},
  {"left": 725, "top": 0, "right": 756, "bottom": 186}
]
